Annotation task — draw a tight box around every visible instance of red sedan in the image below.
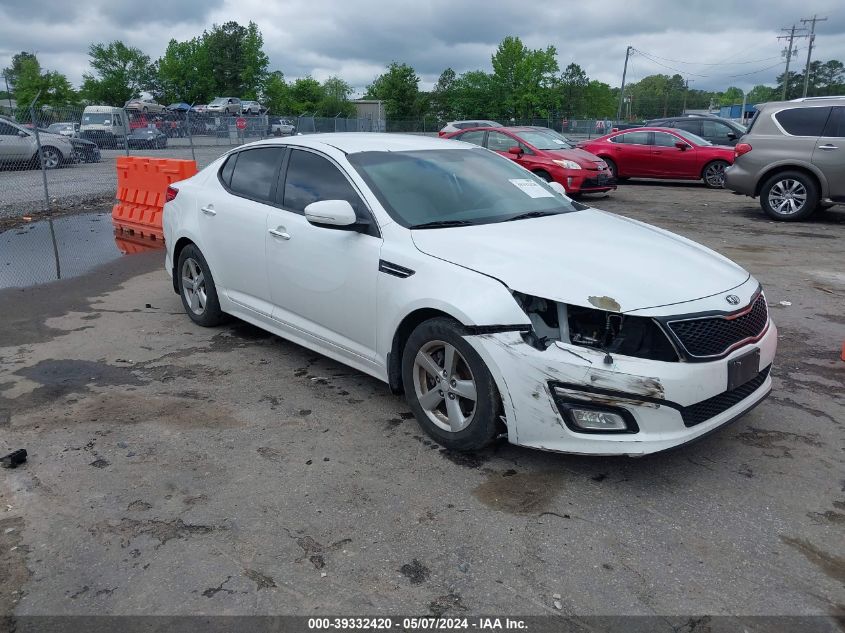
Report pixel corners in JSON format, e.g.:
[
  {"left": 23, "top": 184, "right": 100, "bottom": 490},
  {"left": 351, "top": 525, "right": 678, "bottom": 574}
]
[
  {"left": 444, "top": 126, "right": 616, "bottom": 195},
  {"left": 579, "top": 127, "right": 734, "bottom": 188}
]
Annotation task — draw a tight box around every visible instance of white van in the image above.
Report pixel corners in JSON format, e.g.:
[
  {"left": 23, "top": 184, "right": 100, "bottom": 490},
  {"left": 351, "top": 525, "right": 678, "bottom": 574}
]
[{"left": 80, "top": 105, "right": 129, "bottom": 148}]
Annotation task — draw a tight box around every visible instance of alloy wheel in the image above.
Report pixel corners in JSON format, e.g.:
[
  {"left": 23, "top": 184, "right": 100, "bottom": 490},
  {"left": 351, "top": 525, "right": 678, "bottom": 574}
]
[
  {"left": 768, "top": 179, "right": 807, "bottom": 215},
  {"left": 41, "top": 148, "right": 60, "bottom": 169},
  {"left": 181, "top": 257, "right": 207, "bottom": 316},
  {"left": 413, "top": 340, "right": 477, "bottom": 433},
  {"left": 704, "top": 162, "right": 727, "bottom": 188}
]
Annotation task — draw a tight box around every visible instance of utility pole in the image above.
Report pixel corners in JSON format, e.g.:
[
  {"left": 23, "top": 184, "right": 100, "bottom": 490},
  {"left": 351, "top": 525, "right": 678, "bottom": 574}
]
[
  {"left": 800, "top": 14, "right": 827, "bottom": 97},
  {"left": 778, "top": 25, "right": 807, "bottom": 100},
  {"left": 616, "top": 46, "right": 633, "bottom": 122},
  {"left": 682, "top": 79, "right": 693, "bottom": 114}
]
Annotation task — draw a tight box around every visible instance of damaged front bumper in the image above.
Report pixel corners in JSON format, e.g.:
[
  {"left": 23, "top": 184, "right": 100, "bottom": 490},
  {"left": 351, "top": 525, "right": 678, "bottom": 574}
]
[{"left": 464, "top": 321, "right": 776, "bottom": 456}]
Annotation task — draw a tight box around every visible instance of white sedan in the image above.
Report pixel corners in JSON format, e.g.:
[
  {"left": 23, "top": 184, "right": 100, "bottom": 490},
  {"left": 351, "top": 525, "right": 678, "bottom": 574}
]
[{"left": 163, "top": 134, "right": 776, "bottom": 456}]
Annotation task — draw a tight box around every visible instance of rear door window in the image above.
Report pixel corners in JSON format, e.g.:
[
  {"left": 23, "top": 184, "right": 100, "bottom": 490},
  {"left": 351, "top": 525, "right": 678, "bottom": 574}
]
[
  {"left": 653, "top": 132, "right": 679, "bottom": 147},
  {"left": 774, "top": 107, "right": 832, "bottom": 136},
  {"left": 455, "top": 130, "right": 485, "bottom": 146},
  {"left": 486, "top": 131, "right": 517, "bottom": 152},
  {"left": 821, "top": 106, "right": 845, "bottom": 137},
  {"left": 228, "top": 147, "right": 284, "bottom": 202},
  {"left": 613, "top": 131, "right": 650, "bottom": 145}
]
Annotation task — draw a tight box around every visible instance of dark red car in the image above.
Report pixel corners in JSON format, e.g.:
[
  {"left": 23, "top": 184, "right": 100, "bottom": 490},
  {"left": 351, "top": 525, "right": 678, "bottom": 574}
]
[
  {"left": 579, "top": 127, "right": 734, "bottom": 188},
  {"left": 444, "top": 126, "right": 616, "bottom": 195}
]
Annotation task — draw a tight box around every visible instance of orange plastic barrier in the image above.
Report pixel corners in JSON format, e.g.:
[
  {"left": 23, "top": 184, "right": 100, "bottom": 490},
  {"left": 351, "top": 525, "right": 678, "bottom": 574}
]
[
  {"left": 112, "top": 156, "right": 197, "bottom": 239},
  {"left": 113, "top": 227, "right": 166, "bottom": 255}
]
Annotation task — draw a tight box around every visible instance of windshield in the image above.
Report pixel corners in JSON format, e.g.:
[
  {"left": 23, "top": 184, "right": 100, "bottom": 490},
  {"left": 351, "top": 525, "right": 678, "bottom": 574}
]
[
  {"left": 348, "top": 148, "right": 576, "bottom": 228},
  {"left": 48, "top": 124, "right": 72, "bottom": 132},
  {"left": 82, "top": 113, "right": 112, "bottom": 125},
  {"left": 210, "top": 98, "right": 226, "bottom": 105},
  {"left": 518, "top": 130, "right": 573, "bottom": 149},
  {"left": 674, "top": 129, "right": 712, "bottom": 146}
]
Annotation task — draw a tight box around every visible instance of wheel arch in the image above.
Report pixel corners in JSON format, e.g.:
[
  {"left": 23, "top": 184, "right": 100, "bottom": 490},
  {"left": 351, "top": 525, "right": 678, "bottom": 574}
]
[
  {"left": 171, "top": 237, "right": 196, "bottom": 294},
  {"left": 753, "top": 163, "right": 825, "bottom": 198},
  {"left": 700, "top": 158, "right": 730, "bottom": 180}
]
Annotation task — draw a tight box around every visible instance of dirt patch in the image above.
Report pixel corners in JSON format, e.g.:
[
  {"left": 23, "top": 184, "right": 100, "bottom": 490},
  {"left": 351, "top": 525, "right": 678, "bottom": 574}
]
[
  {"left": 399, "top": 559, "right": 430, "bottom": 584},
  {"left": 89, "top": 517, "right": 217, "bottom": 548},
  {"left": 472, "top": 471, "right": 564, "bottom": 515},
  {"left": 733, "top": 426, "right": 823, "bottom": 458},
  {"left": 429, "top": 592, "right": 467, "bottom": 616},
  {"left": 0, "top": 517, "right": 30, "bottom": 621},
  {"left": 243, "top": 568, "right": 276, "bottom": 590},
  {"left": 781, "top": 535, "right": 845, "bottom": 584}
]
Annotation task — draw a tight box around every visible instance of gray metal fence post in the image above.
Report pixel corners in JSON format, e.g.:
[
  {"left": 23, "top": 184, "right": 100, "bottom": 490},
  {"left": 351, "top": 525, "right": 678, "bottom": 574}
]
[
  {"left": 29, "top": 95, "right": 51, "bottom": 212},
  {"left": 186, "top": 104, "right": 196, "bottom": 163}
]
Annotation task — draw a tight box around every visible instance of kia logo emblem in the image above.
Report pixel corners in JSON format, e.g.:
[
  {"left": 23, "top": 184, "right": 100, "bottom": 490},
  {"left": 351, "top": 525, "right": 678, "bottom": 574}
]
[{"left": 726, "top": 295, "right": 741, "bottom": 305}]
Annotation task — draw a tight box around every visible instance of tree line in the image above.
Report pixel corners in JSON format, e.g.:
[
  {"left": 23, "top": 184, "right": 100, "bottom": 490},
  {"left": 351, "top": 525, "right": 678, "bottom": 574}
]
[{"left": 2, "top": 23, "right": 844, "bottom": 121}]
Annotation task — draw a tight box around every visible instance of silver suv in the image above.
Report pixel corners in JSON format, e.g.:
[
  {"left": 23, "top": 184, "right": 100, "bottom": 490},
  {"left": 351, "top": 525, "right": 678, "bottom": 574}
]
[
  {"left": 206, "top": 97, "right": 242, "bottom": 115},
  {"left": 724, "top": 97, "right": 845, "bottom": 221}
]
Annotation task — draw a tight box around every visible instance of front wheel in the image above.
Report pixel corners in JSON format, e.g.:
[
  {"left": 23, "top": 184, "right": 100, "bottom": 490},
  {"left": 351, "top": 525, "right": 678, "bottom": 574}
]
[
  {"left": 760, "top": 171, "right": 819, "bottom": 221},
  {"left": 603, "top": 157, "right": 618, "bottom": 179},
  {"left": 401, "top": 318, "right": 501, "bottom": 451},
  {"left": 38, "top": 146, "right": 62, "bottom": 169},
  {"left": 534, "top": 170, "right": 553, "bottom": 182},
  {"left": 177, "top": 245, "right": 227, "bottom": 326},
  {"left": 702, "top": 160, "right": 729, "bottom": 189}
]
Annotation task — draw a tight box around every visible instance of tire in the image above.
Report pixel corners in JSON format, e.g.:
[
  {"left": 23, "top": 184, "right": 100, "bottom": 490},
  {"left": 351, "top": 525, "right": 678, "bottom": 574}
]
[
  {"left": 603, "top": 157, "right": 618, "bottom": 179},
  {"left": 401, "top": 317, "right": 500, "bottom": 451},
  {"left": 177, "top": 244, "right": 227, "bottom": 327},
  {"left": 37, "top": 146, "right": 61, "bottom": 169},
  {"left": 702, "top": 160, "right": 729, "bottom": 189},
  {"left": 760, "top": 170, "right": 819, "bottom": 221},
  {"left": 534, "top": 170, "right": 553, "bottom": 182}
]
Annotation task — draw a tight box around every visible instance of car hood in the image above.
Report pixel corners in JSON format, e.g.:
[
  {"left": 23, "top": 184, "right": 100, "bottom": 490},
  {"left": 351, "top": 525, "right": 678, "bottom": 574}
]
[
  {"left": 543, "top": 147, "right": 605, "bottom": 167},
  {"left": 411, "top": 208, "right": 749, "bottom": 313}
]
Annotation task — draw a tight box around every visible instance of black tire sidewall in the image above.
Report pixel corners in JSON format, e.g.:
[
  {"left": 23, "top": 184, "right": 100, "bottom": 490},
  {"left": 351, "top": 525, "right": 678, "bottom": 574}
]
[
  {"left": 603, "top": 157, "right": 617, "bottom": 179},
  {"left": 760, "top": 171, "right": 819, "bottom": 221},
  {"left": 401, "top": 317, "right": 499, "bottom": 451},
  {"left": 177, "top": 244, "right": 226, "bottom": 327}
]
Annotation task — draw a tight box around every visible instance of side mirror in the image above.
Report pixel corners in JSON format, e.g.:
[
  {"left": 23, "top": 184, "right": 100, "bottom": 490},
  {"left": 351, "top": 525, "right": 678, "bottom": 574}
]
[
  {"left": 304, "top": 200, "right": 358, "bottom": 229},
  {"left": 675, "top": 142, "right": 690, "bottom": 151},
  {"left": 508, "top": 146, "right": 523, "bottom": 156},
  {"left": 18, "top": 130, "right": 28, "bottom": 137},
  {"left": 547, "top": 181, "right": 567, "bottom": 196},
  {"left": 727, "top": 132, "right": 737, "bottom": 140}
]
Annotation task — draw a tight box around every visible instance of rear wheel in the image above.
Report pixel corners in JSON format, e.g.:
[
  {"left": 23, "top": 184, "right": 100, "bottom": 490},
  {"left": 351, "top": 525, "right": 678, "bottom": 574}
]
[
  {"left": 702, "top": 160, "right": 729, "bottom": 189},
  {"left": 760, "top": 171, "right": 819, "bottom": 221},
  {"left": 402, "top": 318, "right": 500, "bottom": 451},
  {"left": 177, "top": 245, "right": 226, "bottom": 327}
]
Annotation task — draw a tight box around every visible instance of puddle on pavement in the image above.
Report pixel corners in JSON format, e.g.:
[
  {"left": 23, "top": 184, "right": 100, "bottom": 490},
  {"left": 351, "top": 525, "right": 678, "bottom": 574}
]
[{"left": 0, "top": 213, "right": 163, "bottom": 290}]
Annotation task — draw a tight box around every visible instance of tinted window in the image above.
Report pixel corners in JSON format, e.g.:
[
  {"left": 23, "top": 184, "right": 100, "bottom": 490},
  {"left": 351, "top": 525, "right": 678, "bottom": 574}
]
[
  {"left": 775, "top": 107, "right": 831, "bottom": 136},
  {"left": 653, "top": 132, "right": 679, "bottom": 147},
  {"left": 0, "top": 122, "right": 18, "bottom": 136},
  {"left": 456, "top": 130, "right": 485, "bottom": 146},
  {"left": 283, "top": 149, "right": 366, "bottom": 217},
  {"left": 673, "top": 119, "right": 701, "bottom": 135},
  {"left": 614, "top": 131, "right": 650, "bottom": 145},
  {"left": 219, "top": 153, "right": 237, "bottom": 187},
  {"left": 701, "top": 120, "right": 735, "bottom": 143},
  {"left": 229, "top": 148, "right": 282, "bottom": 202},
  {"left": 486, "top": 131, "right": 516, "bottom": 151},
  {"left": 822, "top": 106, "right": 845, "bottom": 137}
]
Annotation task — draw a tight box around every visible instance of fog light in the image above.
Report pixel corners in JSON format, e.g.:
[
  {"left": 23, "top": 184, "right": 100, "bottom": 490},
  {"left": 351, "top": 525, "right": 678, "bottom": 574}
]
[{"left": 569, "top": 408, "right": 627, "bottom": 431}]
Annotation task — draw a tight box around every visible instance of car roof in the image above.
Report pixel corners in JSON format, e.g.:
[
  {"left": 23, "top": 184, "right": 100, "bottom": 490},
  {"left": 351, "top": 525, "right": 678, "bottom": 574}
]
[{"left": 245, "top": 133, "right": 468, "bottom": 154}]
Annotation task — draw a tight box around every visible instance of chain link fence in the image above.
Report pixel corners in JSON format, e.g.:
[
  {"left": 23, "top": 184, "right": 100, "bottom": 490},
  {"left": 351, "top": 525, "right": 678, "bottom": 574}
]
[{"left": 0, "top": 99, "right": 633, "bottom": 219}]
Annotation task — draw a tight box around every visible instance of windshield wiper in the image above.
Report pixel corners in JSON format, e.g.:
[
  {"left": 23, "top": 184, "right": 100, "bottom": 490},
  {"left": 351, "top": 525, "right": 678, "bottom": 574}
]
[
  {"left": 503, "top": 210, "right": 559, "bottom": 222},
  {"left": 410, "top": 219, "right": 475, "bottom": 229}
]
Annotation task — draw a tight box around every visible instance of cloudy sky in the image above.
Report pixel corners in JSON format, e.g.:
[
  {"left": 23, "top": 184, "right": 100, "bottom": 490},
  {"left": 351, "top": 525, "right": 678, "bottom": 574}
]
[{"left": 1, "top": 0, "right": 843, "bottom": 95}]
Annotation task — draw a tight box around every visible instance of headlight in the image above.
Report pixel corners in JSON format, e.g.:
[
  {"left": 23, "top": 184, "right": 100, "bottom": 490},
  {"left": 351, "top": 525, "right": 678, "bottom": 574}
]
[{"left": 553, "top": 159, "right": 581, "bottom": 170}]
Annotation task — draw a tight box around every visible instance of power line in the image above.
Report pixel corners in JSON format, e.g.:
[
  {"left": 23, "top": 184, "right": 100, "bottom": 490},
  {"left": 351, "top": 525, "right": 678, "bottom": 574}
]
[
  {"left": 633, "top": 48, "right": 785, "bottom": 81},
  {"left": 777, "top": 24, "right": 808, "bottom": 99},
  {"left": 628, "top": 50, "right": 782, "bottom": 66},
  {"left": 800, "top": 14, "right": 827, "bottom": 97}
]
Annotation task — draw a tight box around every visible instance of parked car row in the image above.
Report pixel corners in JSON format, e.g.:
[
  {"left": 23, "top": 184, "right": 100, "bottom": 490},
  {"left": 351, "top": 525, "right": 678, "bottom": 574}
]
[
  {"left": 123, "top": 97, "right": 269, "bottom": 116},
  {"left": 0, "top": 116, "right": 100, "bottom": 168}
]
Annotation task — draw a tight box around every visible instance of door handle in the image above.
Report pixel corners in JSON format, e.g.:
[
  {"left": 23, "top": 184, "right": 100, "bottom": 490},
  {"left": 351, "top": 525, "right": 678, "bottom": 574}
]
[
  {"left": 818, "top": 144, "right": 838, "bottom": 150},
  {"left": 268, "top": 228, "right": 291, "bottom": 240},
  {"left": 201, "top": 205, "right": 216, "bottom": 216},
  {"left": 652, "top": 150, "right": 663, "bottom": 154}
]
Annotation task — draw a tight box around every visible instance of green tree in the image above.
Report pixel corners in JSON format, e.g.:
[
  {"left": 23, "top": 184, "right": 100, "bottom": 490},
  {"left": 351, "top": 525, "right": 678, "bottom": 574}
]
[
  {"left": 290, "top": 76, "right": 324, "bottom": 114},
  {"left": 364, "top": 62, "right": 420, "bottom": 120},
  {"left": 491, "top": 36, "right": 558, "bottom": 119},
  {"left": 2, "top": 52, "right": 38, "bottom": 93},
  {"left": 203, "top": 21, "right": 269, "bottom": 98},
  {"left": 4, "top": 53, "right": 77, "bottom": 108},
  {"left": 430, "top": 68, "right": 456, "bottom": 119},
  {"left": 155, "top": 37, "right": 213, "bottom": 104},
  {"left": 81, "top": 41, "right": 154, "bottom": 105},
  {"left": 262, "top": 71, "right": 293, "bottom": 114},
  {"left": 319, "top": 76, "right": 355, "bottom": 116},
  {"left": 746, "top": 84, "right": 776, "bottom": 103},
  {"left": 720, "top": 86, "right": 743, "bottom": 106},
  {"left": 560, "top": 63, "right": 588, "bottom": 117},
  {"left": 626, "top": 74, "right": 686, "bottom": 119},
  {"left": 582, "top": 80, "right": 616, "bottom": 118},
  {"left": 451, "top": 70, "right": 495, "bottom": 119}
]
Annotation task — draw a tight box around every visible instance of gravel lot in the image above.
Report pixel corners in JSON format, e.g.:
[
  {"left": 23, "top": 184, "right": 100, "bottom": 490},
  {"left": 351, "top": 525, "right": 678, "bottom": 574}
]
[{"left": 0, "top": 182, "right": 843, "bottom": 627}]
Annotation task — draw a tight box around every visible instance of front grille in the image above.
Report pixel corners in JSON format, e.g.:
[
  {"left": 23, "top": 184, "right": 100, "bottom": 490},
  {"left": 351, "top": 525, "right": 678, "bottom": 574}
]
[
  {"left": 668, "top": 294, "right": 768, "bottom": 358},
  {"left": 581, "top": 176, "right": 616, "bottom": 189},
  {"left": 680, "top": 365, "right": 770, "bottom": 427}
]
